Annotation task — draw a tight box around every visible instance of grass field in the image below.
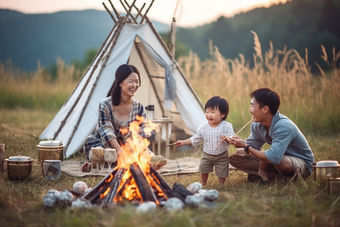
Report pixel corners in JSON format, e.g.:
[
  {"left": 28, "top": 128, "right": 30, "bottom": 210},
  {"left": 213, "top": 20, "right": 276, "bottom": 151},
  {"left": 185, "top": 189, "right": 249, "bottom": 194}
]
[
  {"left": 0, "top": 108, "right": 340, "bottom": 226},
  {"left": 1, "top": 35, "right": 340, "bottom": 226}
]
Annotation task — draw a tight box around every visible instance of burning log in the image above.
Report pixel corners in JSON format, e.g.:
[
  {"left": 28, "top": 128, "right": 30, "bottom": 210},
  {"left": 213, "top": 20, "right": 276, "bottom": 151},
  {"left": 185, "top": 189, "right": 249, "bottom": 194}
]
[
  {"left": 149, "top": 166, "right": 172, "bottom": 191},
  {"left": 89, "top": 168, "right": 126, "bottom": 204},
  {"left": 102, "top": 168, "right": 127, "bottom": 205},
  {"left": 129, "top": 162, "right": 157, "bottom": 202},
  {"left": 82, "top": 169, "right": 118, "bottom": 200}
]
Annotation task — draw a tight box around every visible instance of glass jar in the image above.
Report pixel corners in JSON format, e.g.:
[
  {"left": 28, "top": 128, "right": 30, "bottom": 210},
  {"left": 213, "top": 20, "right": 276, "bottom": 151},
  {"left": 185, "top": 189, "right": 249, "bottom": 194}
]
[{"left": 43, "top": 160, "right": 61, "bottom": 179}]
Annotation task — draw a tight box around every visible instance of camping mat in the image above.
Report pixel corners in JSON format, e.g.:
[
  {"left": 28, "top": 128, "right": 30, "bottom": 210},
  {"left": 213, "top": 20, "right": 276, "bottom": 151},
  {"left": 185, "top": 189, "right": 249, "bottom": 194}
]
[{"left": 61, "top": 157, "right": 235, "bottom": 177}]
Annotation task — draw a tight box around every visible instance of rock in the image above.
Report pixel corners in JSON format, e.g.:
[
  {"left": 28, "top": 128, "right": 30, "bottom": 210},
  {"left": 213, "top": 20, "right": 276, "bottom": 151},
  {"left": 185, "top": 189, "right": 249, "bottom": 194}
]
[
  {"left": 43, "top": 190, "right": 60, "bottom": 208},
  {"left": 164, "top": 197, "right": 185, "bottom": 211},
  {"left": 136, "top": 201, "right": 157, "bottom": 213},
  {"left": 59, "top": 190, "right": 74, "bottom": 207},
  {"left": 71, "top": 198, "right": 92, "bottom": 209},
  {"left": 185, "top": 195, "right": 203, "bottom": 208},
  {"left": 186, "top": 182, "right": 202, "bottom": 194},
  {"left": 73, "top": 181, "right": 88, "bottom": 195},
  {"left": 198, "top": 189, "right": 219, "bottom": 202}
]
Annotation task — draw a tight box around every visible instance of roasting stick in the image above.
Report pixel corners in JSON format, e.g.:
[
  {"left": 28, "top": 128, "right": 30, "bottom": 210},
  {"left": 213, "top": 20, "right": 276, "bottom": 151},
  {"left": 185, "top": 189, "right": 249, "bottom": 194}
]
[
  {"left": 214, "top": 119, "right": 253, "bottom": 150},
  {"left": 163, "top": 142, "right": 177, "bottom": 148}
]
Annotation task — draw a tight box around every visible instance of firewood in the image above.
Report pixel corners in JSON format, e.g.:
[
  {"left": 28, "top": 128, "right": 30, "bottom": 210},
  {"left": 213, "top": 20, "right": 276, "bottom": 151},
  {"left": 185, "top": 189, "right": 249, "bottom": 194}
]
[
  {"left": 148, "top": 172, "right": 169, "bottom": 199},
  {"left": 166, "top": 189, "right": 186, "bottom": 202},
  {"left": 90, "top": 168, "right": 126, "bottom": 204},
  {"left": 149, "top": 166, "right": 171, "bottom": 190},
  {"left": 82, "top": 169, "right": 117, "bottom": 200},
  {"left": 116, "top": 177, "right": 132, "bottom": 197},
  {"left": 102, "top": 168, "right": 126, "bottom": 205},
  {"left": 130, "top": 162, "right": 157, "bottom": 202},
  {"left": 172, "top": 182, "right": 193, "bottom": 199}
]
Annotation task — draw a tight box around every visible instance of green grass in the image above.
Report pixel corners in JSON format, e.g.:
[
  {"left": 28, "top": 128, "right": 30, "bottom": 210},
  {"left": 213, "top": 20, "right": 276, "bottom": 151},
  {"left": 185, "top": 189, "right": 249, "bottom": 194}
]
[{"left": 0, "top": 109, "right": 340, "bottom": 227}]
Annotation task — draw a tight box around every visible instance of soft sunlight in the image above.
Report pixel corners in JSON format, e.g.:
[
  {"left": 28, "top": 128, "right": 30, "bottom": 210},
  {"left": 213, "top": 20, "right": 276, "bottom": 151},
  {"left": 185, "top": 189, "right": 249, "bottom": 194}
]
[{"left": 0, "top": 0, "right": 288, "bottom": 27}]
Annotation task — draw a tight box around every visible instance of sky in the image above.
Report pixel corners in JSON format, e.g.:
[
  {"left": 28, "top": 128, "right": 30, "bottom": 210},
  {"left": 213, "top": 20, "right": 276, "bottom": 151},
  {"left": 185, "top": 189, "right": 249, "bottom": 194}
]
[{"left": 0, "top": 0, "right": 288, "bottom": 27}]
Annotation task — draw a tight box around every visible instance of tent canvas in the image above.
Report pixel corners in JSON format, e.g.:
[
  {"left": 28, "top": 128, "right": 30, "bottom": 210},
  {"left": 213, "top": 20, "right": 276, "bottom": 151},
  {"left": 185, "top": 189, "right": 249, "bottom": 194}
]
[{"left": 40, "top": 0, "right": 206, "bottom": 158}]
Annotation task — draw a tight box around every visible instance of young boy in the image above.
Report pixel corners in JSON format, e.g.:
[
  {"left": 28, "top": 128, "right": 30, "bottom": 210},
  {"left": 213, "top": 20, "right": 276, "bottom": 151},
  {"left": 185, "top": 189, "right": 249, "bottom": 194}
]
[{"left": 175, "top": 96, "right": 234, "bottom": 185}]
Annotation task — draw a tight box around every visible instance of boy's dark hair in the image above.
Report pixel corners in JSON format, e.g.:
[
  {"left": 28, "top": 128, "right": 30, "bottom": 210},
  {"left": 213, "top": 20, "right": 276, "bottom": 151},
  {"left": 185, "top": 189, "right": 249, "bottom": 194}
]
[
  {"left": 205, "top": 96, "right": 229, "bottom": 120},
  {"left": 107, "top": 64, "right": 141, "bottom": 106},
  {"left": 250, "top": 88, "right": 280, "bottom": 115}
]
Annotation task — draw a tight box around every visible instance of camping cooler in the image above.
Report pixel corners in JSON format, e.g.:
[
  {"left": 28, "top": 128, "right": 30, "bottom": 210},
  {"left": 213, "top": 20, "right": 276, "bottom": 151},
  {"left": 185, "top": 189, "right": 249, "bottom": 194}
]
[{"left": 37, "top": 140, "right": 64, "bottom": 175}]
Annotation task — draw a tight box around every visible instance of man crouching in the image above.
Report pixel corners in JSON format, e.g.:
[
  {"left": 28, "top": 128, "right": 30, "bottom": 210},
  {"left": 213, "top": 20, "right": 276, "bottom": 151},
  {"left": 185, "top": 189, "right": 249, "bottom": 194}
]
[{"left": 229, "top": 88, "right": 314, "bottom": 183}]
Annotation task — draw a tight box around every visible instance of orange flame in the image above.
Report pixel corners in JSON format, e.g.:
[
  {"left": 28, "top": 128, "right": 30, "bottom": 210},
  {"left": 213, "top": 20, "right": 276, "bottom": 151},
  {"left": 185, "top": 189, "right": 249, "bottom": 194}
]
[{"left": 100, "top": 116, "right": 162, "bottom": 203}]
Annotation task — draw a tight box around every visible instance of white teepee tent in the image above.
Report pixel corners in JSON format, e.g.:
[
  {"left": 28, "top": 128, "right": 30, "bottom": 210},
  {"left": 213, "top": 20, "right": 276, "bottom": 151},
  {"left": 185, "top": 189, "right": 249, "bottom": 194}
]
[{"left": 40, "top": 0, "right": 206, "bottom": 158}]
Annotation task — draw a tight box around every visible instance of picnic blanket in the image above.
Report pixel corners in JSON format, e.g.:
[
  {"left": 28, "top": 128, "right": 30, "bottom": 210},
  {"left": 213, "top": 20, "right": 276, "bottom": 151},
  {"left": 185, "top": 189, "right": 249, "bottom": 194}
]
[{"left": 61, "top": 157, "right": 235, "bottom": 177}]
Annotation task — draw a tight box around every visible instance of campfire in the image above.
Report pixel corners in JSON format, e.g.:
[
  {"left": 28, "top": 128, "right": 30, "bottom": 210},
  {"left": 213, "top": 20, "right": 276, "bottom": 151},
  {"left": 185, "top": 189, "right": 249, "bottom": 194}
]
[
  {"left": 81, "top": 116, "right": 191, "bottom": 206},
  {"left": 43, "top": 117, "right": 220, "bottom": 210}
]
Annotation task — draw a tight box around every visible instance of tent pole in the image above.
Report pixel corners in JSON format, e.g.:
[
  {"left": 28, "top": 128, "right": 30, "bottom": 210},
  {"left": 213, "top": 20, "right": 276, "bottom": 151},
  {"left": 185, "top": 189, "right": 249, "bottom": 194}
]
[
  {"left": 146, "top": 18, "right": 205, "bottom": 111},
  {"left": 63, "top": 18, "right": 126, "bottom": 155},
  {"left": 108, "top": 0, "right": 122, "bottom": 19},
  {"left": 102, "top": 2, "right": 117, "bottom": 23},
  {"left": 169, "top": 17, "right": 177, "bottom": 117},
  {"left": 52, "top": 18, "right": 123, "bottom": 141},
  {"left": 140, "top": 0, "right": 155, "bottom": 24},
  {"left": 124, "top": 0, "right": 146, "bottom": 22},
  {"left": 120, "top": 0, "right": 138, "bottom": 24}
]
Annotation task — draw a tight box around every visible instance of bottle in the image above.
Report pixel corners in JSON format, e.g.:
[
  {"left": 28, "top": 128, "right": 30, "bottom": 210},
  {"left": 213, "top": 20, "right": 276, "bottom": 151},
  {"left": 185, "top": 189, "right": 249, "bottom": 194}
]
[{"left": 147, "top": 105, "right": 154, "bottom": 120}]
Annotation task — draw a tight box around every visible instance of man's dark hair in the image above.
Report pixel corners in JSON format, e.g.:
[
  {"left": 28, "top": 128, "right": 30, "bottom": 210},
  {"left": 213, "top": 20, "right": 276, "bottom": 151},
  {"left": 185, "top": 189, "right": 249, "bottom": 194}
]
[
  {"left": 250, "top": 88, "right": 280, "bottom": 115},
  {"left": 205, "top": 96, "right": 229, "bottom": 120},
  {"left": 107, "top": 64, "right": 141, "bottom": 106}
]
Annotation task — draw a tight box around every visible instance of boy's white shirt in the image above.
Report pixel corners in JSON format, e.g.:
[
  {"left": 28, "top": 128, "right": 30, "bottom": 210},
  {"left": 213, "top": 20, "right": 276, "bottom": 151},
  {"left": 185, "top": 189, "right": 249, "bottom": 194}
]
[{"left": 190, "top": 121, "right": 234, "bottom": 155}]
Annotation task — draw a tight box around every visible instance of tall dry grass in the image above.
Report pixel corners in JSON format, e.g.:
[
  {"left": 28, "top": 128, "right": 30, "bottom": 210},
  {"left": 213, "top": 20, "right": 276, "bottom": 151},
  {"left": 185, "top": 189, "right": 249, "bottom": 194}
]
[
  {"left": 0, "top": 32, "right": 339, "bottom": 134},
  {"left": 0, "top": 58, "right": 81, "bottom": 110},
  {"left": 178, "top": 32, "right": 340, "bottom": 134}
]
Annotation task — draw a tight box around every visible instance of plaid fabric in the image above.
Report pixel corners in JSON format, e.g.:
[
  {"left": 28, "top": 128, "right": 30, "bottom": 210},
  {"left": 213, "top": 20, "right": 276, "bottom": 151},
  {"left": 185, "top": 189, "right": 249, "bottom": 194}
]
[
  {"left": 83, "top": 97, "right": 149, "bottom": 159},
  {"left": 190, "top": 121, "right": 234, "bottom": 155}
]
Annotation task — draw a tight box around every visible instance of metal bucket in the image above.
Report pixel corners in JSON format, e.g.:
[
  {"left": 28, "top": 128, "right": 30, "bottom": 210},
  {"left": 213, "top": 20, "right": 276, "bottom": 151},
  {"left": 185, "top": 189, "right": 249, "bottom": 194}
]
[
  {"left": 37, "top": 146, "right": 64, "bottom": 161},
  {"left": 327, "top": 177, "right": 340, "bottom": 196},
  {"left": 313, "top": 160, "right": 340, "bottom": 184},
  {"left": 37, "top": 141, "right": 64, "bottom": 175}
]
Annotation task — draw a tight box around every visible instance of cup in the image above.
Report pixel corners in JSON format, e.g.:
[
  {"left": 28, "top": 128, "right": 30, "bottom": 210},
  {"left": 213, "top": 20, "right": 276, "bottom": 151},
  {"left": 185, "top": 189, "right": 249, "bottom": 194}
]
[
  {"left": 104, "top": 148, "right": 117, "bottom": 172},
  {"left": 43, "top": 160, "right": 61, "bottom": 179},
  {"left": 90, "top": 147, "right": 104, "bottom": 172}
]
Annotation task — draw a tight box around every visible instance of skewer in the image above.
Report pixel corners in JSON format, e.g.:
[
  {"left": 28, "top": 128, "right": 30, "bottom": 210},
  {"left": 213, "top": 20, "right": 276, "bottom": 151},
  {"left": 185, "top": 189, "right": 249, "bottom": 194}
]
[
  {"left": 234, "top": 119, "right": 253, "bottom": 135},
  {"left": 163, "top": 142, "right": 177, "bottom": 148},
  {"left": 214, "top": 119, "right": 253, "bottom": 150}
]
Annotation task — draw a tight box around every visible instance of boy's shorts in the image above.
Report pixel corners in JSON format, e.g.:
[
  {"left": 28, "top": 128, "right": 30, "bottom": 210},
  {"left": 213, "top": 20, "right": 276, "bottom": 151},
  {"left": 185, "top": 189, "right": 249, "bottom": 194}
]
[{"left": 199, "top": 151, "right": 229, "bottom": 178}]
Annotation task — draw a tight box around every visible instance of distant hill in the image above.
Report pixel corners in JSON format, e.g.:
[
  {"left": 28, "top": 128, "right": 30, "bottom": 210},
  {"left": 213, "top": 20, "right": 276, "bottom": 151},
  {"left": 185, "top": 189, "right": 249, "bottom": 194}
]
[
  {"left": 175, "top": 0, "right": 340, "bottom": 72},
  {"left": 0, "top": 9, "right": 170, "bottom": 71},
  {"left": 2, "top": 0, "right": 339, "bottom": 73}
]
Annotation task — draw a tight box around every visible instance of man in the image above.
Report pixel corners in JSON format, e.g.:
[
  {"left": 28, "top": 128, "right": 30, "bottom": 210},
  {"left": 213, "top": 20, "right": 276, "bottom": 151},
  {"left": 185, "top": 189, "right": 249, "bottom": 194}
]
[{"left": 229, "top": 88, "right": 314, "bottom": 183}]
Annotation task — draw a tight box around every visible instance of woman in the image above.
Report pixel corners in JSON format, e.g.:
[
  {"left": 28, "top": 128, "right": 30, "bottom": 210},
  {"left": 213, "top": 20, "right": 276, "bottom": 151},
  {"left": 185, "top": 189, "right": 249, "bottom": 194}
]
[{"left": 82, "top": 64, "right": 166, "bottom": 172}]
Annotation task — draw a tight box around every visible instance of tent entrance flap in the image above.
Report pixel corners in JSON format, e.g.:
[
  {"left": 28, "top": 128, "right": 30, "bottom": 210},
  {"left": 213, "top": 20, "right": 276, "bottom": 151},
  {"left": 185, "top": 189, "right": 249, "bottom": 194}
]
[{"left": 130, "top": 37, "right": 192, "bottom": 138}]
